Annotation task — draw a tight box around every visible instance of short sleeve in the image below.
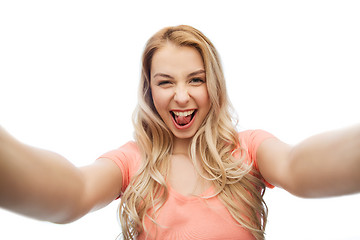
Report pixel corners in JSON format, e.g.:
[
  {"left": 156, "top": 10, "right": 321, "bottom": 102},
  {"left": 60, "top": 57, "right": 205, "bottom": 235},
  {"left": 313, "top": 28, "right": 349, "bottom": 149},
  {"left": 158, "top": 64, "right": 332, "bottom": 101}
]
[
  {"left": 97, "top": 141, "right": 141, "bottom": 193},
  {"left": 238, "top": 130, "right": 276, "bottom": 188}
]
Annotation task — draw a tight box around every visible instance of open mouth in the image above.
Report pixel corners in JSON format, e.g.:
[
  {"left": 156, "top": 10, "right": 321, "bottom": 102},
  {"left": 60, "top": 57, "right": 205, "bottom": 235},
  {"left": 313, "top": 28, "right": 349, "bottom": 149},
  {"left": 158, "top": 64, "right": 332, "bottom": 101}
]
[{"left": 170, "top": 110, "right": 197, "bottom": 126}]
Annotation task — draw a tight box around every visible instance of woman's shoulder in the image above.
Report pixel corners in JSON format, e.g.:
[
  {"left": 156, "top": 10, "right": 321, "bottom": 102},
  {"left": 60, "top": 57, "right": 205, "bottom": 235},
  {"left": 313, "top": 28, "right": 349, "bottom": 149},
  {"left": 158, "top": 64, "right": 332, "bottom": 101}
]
[
  {"left": 238, "top": 129, "right": 274, "bottom": 139},
  {"left": 98, "top": 141, "right": 141, "bottom": 192},
  {"left": 237, "top": 129, "right": 275, "bottom": 147},
  {"left": 100, "top": 141, "right": 140, "bottom": 159},
  {"left": 98, "top": 141, "right": 141, "bottom": 172},
  {"left": 238, "top": 129, "right": 276, "bottom": 188}
]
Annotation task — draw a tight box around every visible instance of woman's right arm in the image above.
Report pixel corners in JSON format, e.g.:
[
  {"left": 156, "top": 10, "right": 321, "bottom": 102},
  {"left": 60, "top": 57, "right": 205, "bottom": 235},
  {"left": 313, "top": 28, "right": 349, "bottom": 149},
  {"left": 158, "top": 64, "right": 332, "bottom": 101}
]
[{"left": 0, "top": 126, "right": 122, "bottom": 224}]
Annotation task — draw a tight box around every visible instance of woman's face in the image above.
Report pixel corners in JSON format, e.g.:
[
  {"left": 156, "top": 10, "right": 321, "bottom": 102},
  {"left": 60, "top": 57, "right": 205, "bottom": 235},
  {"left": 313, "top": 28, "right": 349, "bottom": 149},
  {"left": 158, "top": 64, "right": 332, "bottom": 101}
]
[{"left": 150, "top": 43, "right": 211, "bottom": 140}]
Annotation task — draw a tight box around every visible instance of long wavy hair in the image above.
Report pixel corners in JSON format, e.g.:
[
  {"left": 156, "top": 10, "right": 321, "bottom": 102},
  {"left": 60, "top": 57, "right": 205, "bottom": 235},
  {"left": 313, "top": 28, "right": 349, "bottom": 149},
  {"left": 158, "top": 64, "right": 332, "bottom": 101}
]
[{"left": 119, "top": 25, "right": 268, "bottom": 240}]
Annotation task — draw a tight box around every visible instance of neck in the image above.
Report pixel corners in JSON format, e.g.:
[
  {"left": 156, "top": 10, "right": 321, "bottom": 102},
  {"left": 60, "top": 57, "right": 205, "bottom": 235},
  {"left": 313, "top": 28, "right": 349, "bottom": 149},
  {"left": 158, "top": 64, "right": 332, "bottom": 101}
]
[{"left": 172, "top": 137, "right": 192, "bottom": 155}]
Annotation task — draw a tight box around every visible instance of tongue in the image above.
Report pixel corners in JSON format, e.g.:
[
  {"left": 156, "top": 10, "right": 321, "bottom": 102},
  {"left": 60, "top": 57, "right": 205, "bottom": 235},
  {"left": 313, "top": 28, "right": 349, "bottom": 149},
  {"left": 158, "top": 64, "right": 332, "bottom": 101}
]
[{"left": 175, "top": 115, "right": 192, "bottom": 125}]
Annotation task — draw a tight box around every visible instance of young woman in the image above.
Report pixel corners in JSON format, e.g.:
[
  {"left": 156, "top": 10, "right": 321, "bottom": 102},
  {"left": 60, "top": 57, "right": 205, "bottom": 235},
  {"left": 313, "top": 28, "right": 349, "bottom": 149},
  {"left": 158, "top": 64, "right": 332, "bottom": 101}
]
[{"left": 1, "top": 25, "right": 359, "bottom": 240}]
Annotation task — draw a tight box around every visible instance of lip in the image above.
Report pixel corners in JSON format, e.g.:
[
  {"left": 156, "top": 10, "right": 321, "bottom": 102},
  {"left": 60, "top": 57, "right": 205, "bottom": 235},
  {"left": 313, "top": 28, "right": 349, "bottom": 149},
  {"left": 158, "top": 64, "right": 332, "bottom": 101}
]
[
  {"left": 170, "top": 109, "right": 197, "bottom": 130},
  {"left": 170, "top": 108, "right": 197, "bottom": 113}
]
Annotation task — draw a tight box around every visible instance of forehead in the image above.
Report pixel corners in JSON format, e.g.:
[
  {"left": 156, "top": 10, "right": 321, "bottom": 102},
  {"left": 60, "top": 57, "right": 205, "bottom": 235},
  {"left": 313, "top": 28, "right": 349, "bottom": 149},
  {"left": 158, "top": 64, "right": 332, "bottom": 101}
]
[{"left": 151, "top": 43, "right": 204, "bottom": 77}]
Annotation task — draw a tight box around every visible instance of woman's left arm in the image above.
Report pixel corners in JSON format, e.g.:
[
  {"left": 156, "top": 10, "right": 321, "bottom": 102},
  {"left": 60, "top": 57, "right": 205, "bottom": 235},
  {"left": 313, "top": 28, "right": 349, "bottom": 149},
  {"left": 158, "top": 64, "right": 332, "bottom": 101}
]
[{"left": 257, "top": 124, "right": 360, "bottom": 198}]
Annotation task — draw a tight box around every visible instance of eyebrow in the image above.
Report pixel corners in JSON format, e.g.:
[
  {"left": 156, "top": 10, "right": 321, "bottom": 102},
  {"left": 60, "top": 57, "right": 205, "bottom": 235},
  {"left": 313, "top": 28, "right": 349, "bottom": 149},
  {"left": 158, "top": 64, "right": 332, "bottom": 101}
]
[
  {"left": 187, "top": 69, "right": 206, "bottom": 78},
  {"left": 153, "top": 69, "right": 205, "bottom": 79}
]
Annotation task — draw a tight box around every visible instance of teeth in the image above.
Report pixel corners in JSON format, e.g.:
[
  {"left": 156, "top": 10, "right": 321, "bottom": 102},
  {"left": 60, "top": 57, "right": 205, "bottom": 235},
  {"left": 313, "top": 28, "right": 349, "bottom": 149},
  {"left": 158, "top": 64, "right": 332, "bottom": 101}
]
[{"left": 172, "top": 110, "right": 195, "bottom": 117}]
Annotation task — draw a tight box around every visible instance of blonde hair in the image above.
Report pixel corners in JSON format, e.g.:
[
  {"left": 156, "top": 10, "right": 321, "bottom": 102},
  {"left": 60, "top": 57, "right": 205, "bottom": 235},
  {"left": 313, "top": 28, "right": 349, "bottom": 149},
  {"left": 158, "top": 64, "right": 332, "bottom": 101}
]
[{"left": 119, "top": 25, "right": 268, "bottom": 240}]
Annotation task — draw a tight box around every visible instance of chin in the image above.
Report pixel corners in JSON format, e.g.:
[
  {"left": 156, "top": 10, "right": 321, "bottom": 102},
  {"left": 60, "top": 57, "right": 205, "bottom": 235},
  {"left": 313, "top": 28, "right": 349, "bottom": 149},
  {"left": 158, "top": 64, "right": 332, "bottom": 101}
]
[{"left": 171, "top": 129, "right": 196, "bottom": 140}]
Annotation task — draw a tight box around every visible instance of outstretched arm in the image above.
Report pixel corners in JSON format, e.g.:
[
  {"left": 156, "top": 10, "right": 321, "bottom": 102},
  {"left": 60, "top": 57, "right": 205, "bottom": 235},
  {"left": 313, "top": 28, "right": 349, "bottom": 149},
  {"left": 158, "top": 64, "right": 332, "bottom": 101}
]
[
  {"left": 257, "top": 124, "right": 360, "bottom": 198},
  {"left": 0, "top": 126, "right": 122, "bottom": 223}
]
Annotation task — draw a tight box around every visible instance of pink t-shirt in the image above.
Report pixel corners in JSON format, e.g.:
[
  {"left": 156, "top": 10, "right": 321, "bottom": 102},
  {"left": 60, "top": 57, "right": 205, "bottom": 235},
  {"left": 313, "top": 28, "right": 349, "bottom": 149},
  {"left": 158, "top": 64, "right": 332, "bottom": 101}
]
[{"left": 99, "top": 130, "right": 275, "bottom": 239}]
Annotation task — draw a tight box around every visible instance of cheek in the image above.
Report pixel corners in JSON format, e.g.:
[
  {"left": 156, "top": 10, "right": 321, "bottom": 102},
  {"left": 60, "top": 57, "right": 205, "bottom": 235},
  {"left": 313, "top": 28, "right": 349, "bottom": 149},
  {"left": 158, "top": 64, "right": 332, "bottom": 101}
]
[
  {"left": 151, "top": 89, "right": 169, "bottom": 114},
  {"left": 197, "top": 87, "right": 211, "bottom": 108}
]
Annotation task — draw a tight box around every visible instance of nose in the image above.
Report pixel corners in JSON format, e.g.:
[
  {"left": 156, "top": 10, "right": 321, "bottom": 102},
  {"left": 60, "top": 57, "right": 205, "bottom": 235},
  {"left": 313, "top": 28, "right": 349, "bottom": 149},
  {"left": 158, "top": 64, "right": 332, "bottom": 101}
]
[{"left": 174, "top": 85, "right": 190, "bottom": 105}]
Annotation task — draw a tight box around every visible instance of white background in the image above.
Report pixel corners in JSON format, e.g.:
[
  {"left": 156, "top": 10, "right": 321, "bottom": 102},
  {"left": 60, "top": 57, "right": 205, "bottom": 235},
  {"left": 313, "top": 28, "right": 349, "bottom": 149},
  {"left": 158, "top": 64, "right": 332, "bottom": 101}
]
[{"left": 1, "top": 0, "right": 360, "bottom": 239}]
